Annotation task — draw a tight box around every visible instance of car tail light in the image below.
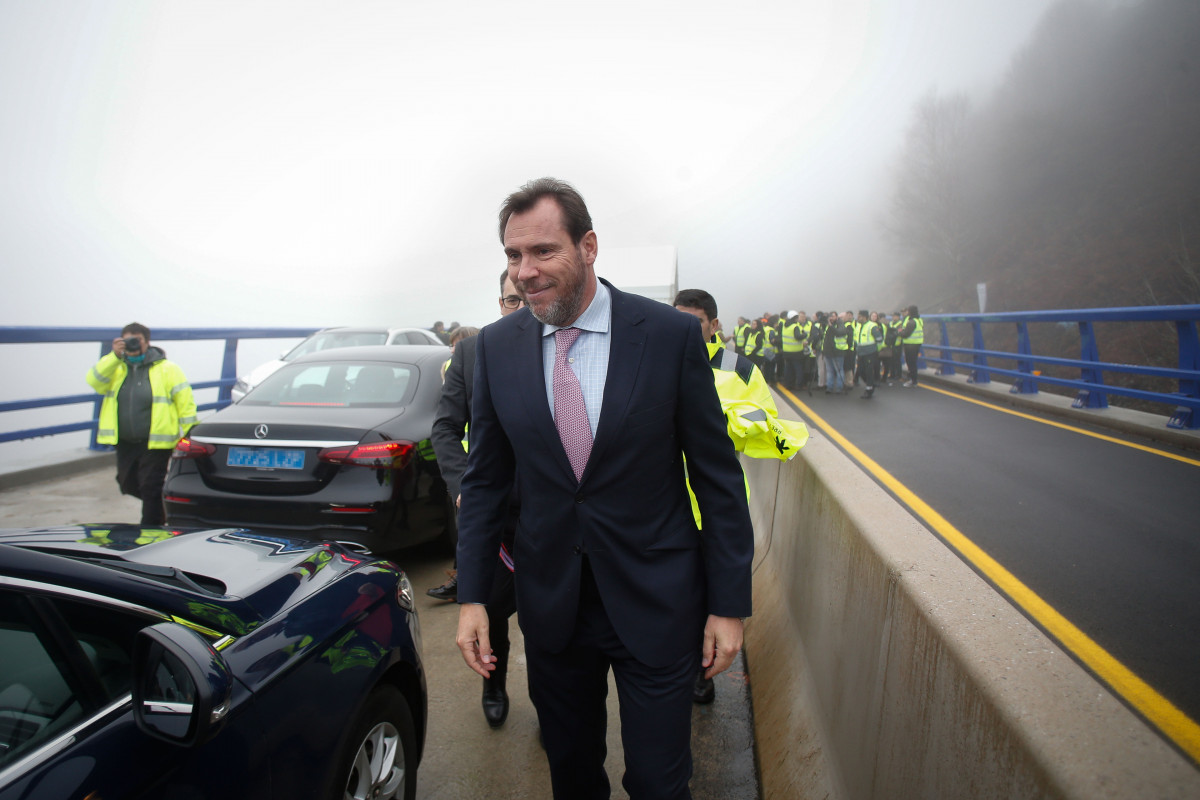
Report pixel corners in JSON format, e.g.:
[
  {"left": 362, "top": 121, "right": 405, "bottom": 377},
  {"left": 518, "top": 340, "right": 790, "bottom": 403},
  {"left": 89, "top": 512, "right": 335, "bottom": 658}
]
[
  {"left": 319, "top": 441, "right": 415, "bottom": 468},
  {"left": 172, "top": 437, "right": 216, "bottom": 459}
]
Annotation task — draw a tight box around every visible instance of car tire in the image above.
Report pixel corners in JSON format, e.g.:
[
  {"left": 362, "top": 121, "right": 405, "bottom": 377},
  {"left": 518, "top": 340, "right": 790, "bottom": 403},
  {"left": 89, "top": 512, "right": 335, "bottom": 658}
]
[
  {"left": 439, "top": 493, "right": 459, "bottom": 555},
  {"left": 336, "top": 685, "right": 417, "bottom": 800}
]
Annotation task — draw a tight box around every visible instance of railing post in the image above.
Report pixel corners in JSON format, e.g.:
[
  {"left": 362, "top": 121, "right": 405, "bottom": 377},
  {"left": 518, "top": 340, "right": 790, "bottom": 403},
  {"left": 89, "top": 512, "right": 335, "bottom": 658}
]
[
  {"left": 1168, "top": 319, "right": 1200, "bottom": 429},
  {"left": 937, "top": 320, "right": 955, "bottom": 375},
  {"left": 968, "top": 321, "right": 991, "bottom": 384},
  {"left": 1011, "top": 322, "right": 1038, "bottom": 394},
  {"left": 218, "top": 337, "right": 239, "bottom": 408},
  {"left": 1073, "top": 321, "right": 1108, "bottom": 409}
]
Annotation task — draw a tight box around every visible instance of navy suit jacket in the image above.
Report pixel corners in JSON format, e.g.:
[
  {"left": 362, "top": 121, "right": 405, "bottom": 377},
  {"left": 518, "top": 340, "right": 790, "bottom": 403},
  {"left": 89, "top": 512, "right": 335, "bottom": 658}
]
[{"left": 455, "top": 279, "right": 753, "bottom": 667}]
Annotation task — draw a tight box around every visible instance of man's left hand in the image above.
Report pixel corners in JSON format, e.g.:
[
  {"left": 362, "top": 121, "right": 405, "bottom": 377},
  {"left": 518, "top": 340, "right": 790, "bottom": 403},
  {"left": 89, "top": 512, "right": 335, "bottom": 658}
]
[{"left": 700, "top": 615, "right": 744, "bottom": 679}]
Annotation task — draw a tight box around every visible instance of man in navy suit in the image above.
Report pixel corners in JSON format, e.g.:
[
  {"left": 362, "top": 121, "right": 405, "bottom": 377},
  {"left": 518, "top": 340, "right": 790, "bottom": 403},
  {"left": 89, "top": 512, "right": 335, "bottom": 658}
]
[{"left": 455, "top": 178, "right": 754, "bottom": 799}]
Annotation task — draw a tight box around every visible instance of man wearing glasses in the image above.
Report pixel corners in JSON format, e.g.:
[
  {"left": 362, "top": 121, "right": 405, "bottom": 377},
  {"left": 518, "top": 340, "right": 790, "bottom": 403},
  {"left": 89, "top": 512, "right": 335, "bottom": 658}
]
[{"left": 429, "top": 268, "right": 525, "bottom": 728}]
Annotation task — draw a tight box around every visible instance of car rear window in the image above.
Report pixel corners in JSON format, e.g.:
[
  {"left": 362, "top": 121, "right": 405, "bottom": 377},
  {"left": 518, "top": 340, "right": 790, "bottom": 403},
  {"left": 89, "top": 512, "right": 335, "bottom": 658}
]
[
  {"left": 284, "top": 331, "right": 388, "bottom": 361},
  {"left": 244, "top": 362, "right": 416, "bottom": 407}
]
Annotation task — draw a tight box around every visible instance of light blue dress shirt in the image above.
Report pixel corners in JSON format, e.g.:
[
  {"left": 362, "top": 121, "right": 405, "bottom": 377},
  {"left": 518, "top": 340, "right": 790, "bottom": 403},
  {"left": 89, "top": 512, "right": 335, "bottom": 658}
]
[{"left": 541, "top": 278, "right": 611, "bottom": 438}]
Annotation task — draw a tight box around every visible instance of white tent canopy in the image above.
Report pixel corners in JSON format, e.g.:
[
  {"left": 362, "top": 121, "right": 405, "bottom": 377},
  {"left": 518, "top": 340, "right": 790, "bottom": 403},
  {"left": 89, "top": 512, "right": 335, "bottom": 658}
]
[{"left": 595, "top": 246, "right": 678, "bottom": 305}]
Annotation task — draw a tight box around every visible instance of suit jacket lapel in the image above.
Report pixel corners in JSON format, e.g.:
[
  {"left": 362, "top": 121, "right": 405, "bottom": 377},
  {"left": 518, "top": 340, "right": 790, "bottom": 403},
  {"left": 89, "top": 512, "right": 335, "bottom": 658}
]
[{"left": 584, "top": 282, "right": 647, "bottom": 482}]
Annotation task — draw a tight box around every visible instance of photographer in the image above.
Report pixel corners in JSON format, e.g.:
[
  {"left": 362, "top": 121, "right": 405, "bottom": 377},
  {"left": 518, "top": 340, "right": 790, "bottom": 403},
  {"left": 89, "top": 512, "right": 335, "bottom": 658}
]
[{"left": 86, "top": 322, "right": 197, "bottom": 525}]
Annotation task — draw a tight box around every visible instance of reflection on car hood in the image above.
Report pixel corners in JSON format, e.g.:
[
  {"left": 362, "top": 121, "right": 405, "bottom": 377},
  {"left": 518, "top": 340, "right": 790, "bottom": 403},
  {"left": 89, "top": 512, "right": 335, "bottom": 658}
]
[{"left": 0, "top": 526, "right": 390, "bottom": 636}]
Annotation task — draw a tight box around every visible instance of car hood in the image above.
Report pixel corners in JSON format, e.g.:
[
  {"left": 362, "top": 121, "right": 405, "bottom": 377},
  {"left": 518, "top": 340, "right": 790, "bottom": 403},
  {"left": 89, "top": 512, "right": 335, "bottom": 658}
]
[{"left": 0, "top": 526, "right": 390, "bottom": 636}]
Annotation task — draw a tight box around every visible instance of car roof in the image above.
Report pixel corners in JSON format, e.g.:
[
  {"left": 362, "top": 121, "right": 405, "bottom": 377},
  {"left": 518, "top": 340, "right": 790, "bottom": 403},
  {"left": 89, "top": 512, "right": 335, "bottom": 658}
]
[
  {"left": 312, "top": 326, "right": 436, "bottom": 335},
  {"left": 288, "top": 343, "right": 449, "bottom": 367}
]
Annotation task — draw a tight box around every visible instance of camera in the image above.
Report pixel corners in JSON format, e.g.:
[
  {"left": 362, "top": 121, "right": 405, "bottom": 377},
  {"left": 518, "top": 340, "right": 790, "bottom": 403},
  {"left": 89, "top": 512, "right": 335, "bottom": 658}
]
[{"left": 123, "top": 336, "right": 142, "bottom": 354}]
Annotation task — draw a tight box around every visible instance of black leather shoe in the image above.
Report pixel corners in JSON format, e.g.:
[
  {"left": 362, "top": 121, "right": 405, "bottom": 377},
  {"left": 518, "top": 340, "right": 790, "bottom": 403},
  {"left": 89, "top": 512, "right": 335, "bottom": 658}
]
[
  {"left": 425, "top": 574, "right": 457, "bottom": 601},
  {"left": 693, "top": 669, "right": 715, "bottom": 705},
  {"left": 482, "top": 684, "right": 509, "bottom": 728}
]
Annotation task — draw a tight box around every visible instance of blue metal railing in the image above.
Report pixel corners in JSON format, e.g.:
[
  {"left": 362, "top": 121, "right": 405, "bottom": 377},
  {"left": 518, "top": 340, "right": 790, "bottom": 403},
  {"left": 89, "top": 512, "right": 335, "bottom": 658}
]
[
  {"left": 920, "top": 306, "right": 1200, "bottom": 429},
  {"left": 0, "top": 326, "right": 318, "bottom": 449}
]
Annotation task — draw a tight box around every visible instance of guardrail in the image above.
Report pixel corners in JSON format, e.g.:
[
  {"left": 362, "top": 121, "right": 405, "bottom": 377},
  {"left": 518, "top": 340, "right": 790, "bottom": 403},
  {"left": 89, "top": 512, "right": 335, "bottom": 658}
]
[
  {"left": 920, "top": 306, "right": 1200, "bottom": 429},
  {"left": 0, "top": 326, "right": 318, "bottom": 449}
]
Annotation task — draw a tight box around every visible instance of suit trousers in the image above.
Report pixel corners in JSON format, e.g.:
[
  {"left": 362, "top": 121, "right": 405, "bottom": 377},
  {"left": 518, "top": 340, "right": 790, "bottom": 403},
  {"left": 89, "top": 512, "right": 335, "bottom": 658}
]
[
  {"left": 485, "top": 554, "right": 516, "bottom": 689},
  {"left": 781, "top": 353, "right": 804, "bottom": 390},
  {"left": 859, "top": 353, "right": 879, "bottom": 390},
  {"left": 903, "top": 344, "right": 922, "bottom": 384},
  {"left": 525, "top": 558, "right": 697, "bottom": 800},
  {"left": 116, "top": 442, "right": 172, "bottom": 525},
  {"left": 890, "top": 349, "right": 904, "bottom": 383}
]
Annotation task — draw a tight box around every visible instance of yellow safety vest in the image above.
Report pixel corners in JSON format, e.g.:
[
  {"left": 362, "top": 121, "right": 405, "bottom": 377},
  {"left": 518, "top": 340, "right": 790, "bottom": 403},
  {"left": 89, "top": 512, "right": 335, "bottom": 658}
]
[
  {"left": 86, "top": 352, "right": 197, "bottom": 448},
  {"left": 798, "top": 321, "right": 814, "bottom": 355},
  {"left": 735, "top": 323, "right": 750, "bottom": 350},
  {"left": 855, "top": 320, "right": 882, "bottom": 353},
  {"left": 762, "top": 326, "right": 778, "bottom": 358},
  {"left": 901, "top": 317, "right": 925, "bottom": 345},
  {"left": 782, "top": 322, "right": 805, "bottom": 353},
  {"left": 744, "top": 329, "right": 763, "bottom": 357},
  {"left": 833, "top": 324, "right": 850, "bottom": 351},
  {"left": 686, "top": 342, "right": 809, "bottom": 529}
]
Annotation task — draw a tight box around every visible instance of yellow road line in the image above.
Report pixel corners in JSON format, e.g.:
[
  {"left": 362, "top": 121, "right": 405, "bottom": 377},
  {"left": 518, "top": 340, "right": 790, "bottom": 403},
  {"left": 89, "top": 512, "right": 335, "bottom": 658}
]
[
  {"left": 778, "top": 386, "right": 1200, "bottom": 763},
  {"left": 919, "top": 383, "right": 1200, "bottom": 468}
]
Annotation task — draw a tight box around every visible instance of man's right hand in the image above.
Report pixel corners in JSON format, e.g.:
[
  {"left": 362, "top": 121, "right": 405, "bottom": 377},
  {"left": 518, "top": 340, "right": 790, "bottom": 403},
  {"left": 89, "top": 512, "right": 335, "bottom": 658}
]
[
  {"left": 111, "top": 337, "right": 126, "bottom": 356},
  {"left": 456, "top": 603, "right": 497, "bottom": 679}
]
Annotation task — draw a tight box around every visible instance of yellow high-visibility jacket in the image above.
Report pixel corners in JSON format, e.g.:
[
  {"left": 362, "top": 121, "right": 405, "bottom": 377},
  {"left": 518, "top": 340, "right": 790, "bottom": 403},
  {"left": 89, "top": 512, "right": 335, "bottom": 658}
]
[
  {"left": 734, "top": 323, "right": 750, "bottom": 350},
  {"left": 901, "top": 316, "right": 925, "bottom": 345},
  {"left": 687, "top": 341, "right": 810, "bottom": 529},
  {"left": 86, "top": 350, "right": 197, "bottom": 448},
  {"left": 781, "top": 321, "right": 806, "bottom": 353}
]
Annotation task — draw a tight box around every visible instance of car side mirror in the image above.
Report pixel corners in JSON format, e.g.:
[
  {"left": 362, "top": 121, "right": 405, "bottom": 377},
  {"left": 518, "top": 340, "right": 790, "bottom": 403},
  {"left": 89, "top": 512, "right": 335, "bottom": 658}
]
[{"left": 132, "top": 622, "right": 234, "bottom": 746}]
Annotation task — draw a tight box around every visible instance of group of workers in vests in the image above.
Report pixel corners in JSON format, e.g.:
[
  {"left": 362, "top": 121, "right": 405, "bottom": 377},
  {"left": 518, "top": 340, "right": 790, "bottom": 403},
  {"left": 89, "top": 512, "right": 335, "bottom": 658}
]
[{"left": 724, "top": 305, "right": 925, "bottom": 399}]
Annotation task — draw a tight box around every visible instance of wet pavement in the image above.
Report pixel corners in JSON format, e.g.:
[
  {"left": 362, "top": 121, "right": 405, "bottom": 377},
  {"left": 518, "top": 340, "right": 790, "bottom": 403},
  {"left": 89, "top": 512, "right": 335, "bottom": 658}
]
[{"left": 0, "top": 460, "right": 761, "bottom": 799}]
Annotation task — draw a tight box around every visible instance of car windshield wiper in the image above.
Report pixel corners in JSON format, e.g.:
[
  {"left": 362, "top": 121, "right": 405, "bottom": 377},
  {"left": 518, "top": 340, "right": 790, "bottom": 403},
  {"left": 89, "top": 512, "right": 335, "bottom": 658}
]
[{"left": 68, "top": 554, "right": 225, "bottom": 596}]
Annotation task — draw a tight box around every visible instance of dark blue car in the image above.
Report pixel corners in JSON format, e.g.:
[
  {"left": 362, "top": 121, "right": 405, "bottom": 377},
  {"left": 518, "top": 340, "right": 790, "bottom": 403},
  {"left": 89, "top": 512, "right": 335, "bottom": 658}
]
[{"left": 0, "top": 524, "right": 426, "bottom": 799}]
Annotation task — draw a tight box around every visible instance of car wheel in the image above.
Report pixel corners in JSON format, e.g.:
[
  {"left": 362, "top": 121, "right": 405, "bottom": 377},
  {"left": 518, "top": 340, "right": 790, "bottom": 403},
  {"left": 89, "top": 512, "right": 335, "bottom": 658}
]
[
  {"left": 439, "top": 493, "right": 458, "bottom": 555},
  {"left": 338, "top": 686, "right": 416, "bottom": 800}
]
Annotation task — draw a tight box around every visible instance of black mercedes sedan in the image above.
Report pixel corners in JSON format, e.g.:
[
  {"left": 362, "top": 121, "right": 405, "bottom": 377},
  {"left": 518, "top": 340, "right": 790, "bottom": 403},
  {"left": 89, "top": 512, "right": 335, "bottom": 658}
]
[{"left": 163, "top": 345, "right": 453, "bottom": 554}]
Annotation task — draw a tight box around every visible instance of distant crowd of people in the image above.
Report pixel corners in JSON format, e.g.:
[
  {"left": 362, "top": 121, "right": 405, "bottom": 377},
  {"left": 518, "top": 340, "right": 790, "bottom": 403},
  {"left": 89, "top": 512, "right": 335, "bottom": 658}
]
[{"left": 718, "top": 305, "right": 925, "bottom": 399}]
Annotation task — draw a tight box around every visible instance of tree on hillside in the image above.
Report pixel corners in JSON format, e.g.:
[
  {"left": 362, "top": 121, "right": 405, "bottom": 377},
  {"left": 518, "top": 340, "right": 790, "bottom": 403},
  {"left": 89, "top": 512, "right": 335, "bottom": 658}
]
[
  {"left": 882, "top": 90, "right": 977, "bottom": 298},
  {"left": 884, "top": 0, "right": 1200, "bottom": 312}
]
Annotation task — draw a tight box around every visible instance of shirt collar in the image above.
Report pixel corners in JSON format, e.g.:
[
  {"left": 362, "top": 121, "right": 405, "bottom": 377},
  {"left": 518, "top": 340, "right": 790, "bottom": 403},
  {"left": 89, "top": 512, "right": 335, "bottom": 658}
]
[{"left": 541, "top": 277, "right": 611, "bottom": 337}]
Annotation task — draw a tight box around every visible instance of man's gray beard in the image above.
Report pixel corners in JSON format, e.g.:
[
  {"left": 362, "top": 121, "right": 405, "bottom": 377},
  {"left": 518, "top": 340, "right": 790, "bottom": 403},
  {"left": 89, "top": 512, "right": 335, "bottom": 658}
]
[{"left": 529, "top": 282, "right": 586, "bottom": 328}]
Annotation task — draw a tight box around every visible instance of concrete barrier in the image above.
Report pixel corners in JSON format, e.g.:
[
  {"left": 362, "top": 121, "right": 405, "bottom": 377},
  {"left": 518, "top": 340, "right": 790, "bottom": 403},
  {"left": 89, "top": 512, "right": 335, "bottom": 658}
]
[{"left": 741, "top": 432, "right": 1200, "bottom": 799}]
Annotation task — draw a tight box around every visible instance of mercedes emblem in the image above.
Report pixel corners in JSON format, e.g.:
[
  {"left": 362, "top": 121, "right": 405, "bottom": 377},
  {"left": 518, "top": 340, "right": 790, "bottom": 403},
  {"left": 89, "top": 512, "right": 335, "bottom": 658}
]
[{"left": 254, "top": 424, "right": 269, "bottom": 439}]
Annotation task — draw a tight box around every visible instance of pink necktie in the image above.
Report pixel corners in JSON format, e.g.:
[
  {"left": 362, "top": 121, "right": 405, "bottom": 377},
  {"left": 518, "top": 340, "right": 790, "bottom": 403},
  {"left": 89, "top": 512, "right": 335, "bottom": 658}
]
[{"left": 553, "top": 327, "right": 592, "bottom": 482}]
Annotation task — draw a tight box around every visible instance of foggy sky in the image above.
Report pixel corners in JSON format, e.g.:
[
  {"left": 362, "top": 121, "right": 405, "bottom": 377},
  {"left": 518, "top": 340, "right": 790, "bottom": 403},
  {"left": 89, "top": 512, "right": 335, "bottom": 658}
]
[{"left": 1, "top": 0, "right": 1066, "bottom": 331}]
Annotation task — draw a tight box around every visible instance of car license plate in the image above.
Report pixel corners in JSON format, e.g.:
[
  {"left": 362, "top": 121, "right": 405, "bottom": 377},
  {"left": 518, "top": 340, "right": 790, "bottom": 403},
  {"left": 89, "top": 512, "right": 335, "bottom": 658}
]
[{"left": 227, "top": 447, "right": 306, "bottom": 470}]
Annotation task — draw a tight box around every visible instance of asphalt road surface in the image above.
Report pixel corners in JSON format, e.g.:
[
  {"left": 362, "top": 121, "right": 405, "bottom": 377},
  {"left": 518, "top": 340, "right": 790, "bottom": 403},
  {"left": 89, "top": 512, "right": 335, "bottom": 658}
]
[{"left": 780, "top": 378, "right": 1200, "bottom": 743}]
